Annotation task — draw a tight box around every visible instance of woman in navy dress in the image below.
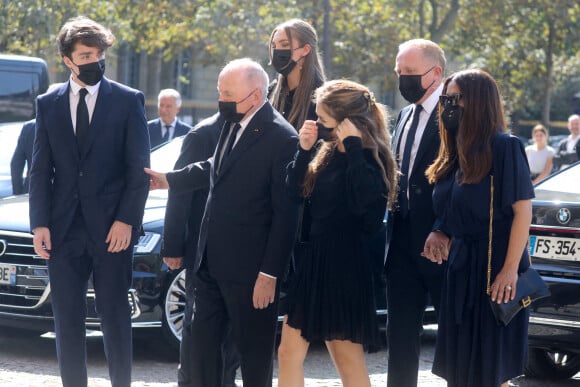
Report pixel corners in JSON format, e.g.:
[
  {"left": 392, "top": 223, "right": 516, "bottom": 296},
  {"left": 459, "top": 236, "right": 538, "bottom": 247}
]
[
  {"left": 277, "top": 79, "right": 398, "bottom": 387},
  {"left": 424, "top": 69, "right": 534, "bottom": 387}
]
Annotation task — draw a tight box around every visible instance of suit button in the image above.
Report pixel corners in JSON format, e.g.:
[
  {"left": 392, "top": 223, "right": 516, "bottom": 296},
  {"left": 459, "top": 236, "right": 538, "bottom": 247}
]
[{"left": 79, "top": 171, "right": 83, "bottom": 177}]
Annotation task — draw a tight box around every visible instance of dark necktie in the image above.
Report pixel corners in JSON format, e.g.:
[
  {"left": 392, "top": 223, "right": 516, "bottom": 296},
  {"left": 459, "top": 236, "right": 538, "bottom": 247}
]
[
  {"left": 399, "top": 104, "right": 423, "bottom": 218},
  {"left": 162, "top": 125, "right": 171, "bottom": 142},
  {"left": 76, "top": 88, "right": 89, "bottom": 150},
  {"left": 218, "top": 123, "right": 241, "bottom": 172}
]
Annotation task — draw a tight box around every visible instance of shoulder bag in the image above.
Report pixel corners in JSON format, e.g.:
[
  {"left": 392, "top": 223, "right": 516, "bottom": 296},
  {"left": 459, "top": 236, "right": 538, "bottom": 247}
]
[{"left": 487, "top": 175, "right": 550, "bottom": 326}]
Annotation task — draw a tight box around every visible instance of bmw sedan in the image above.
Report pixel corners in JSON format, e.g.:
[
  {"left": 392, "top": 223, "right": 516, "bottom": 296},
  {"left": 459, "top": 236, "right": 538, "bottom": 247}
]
[{"left": 525, "top": 161, "right": 580, "bottom": 380}]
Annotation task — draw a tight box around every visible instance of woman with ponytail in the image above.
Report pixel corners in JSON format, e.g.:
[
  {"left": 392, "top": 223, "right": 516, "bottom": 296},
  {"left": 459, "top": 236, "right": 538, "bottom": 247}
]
[{"left": 278, "top": 79, "right": 398, "bottom": 387}]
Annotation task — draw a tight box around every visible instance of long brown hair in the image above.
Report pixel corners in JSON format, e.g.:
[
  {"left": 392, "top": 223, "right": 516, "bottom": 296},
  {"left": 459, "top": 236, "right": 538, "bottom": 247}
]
[
  {"left": 426, "top": 69, "right": 506, "bottom": 184},
  {"left": 303, "top": 80, "right": 399, "bottom": 209},
  {"left": 268, "top": 19, "right": 325, "bottom": 130}
]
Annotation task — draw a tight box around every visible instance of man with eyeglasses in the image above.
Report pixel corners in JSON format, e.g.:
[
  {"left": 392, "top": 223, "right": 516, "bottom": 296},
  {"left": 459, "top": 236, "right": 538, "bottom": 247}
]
[{"left": 384, "top": 38, "right": 450, "bottom": 387}]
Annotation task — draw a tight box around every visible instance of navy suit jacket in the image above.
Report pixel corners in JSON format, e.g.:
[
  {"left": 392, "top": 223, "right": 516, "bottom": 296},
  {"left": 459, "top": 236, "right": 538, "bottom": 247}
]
[
  {"left": 161, "top": 113, "right": 222, "bottom": 268},
  {"left": 10, "top": 119, "right": 36, "bottom": 195},
  {"left": 385, "top": 104, "right": 441, "bottom": 262},
  {"left": 166, "top": 103, "right": 300, "bottom": 283},
  {"left": 29, "top": 78, "right": 151, "bottom": 250},
  {"left": 148, "top": 117, "right": 191, "bottom": 149}
]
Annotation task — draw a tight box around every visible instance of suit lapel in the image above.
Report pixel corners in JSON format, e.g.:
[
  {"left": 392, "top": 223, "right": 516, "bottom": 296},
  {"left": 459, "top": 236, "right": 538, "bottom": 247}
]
[
  {"left": 393, "top": 107, "right": 413, "bottom": 162},
  {"left": 54, "top": 82, "right": 79, "bottom": 161},
  {"left": 216, "top": 105, "right": 269, "bottom": 179},
  {"left": 80, "top": 78, "right": 112, "bottom": 159},
  {"left": 212, "top": 120, "right": 232, "bottom": 180},
  {"left": 410, "top": 109, "right": 439, "bottom": 177}
]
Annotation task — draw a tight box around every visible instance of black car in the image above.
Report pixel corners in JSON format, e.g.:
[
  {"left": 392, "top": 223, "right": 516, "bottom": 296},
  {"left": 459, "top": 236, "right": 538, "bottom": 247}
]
[
  {"left": 0, "top": 135, "right": 432, "bottom": 351},
  {"left": 0, "top": 137, "right": 186, "bottom": 350},
  {"left": 525, "top": 161, "right": 580, "bottom": 380}
]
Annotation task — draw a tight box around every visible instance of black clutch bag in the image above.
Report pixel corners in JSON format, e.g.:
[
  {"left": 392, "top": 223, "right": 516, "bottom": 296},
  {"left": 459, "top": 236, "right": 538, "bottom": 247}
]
[
  {"left": 486, "top": 176, "right": 550, "bottom": 326},
  {"left": 488, "top": 267, "right": 550, "bottom": 326}
]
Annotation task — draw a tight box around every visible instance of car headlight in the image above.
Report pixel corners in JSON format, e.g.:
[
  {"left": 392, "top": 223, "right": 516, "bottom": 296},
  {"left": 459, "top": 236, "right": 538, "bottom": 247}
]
[{"left": 133, "top": 232, "right": 161, "bottom": 254}]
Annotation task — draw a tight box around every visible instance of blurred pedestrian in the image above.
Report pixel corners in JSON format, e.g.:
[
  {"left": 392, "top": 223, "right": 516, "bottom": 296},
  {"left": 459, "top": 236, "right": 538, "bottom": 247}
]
[
  {"left": 525, "top": 124, "right": 554, "bottom": 184},
  {"left": 145, "top": 58, "right": 299, "bottom": 387},
  {"left": 385, "top": 39, "right": 449, "bottom": 387},
  {"left": 10, "top": 119, "right": 35, "bottom": 195},
  {"left": 278, "top": 79, "right": 398, "bottom": 387},
  {"left": 554, "top": 114, "right": 580, "bottom": 170},
  {"left": 148, "top": 88, "right": 190, "bottom": 148},
  {"left": 29, "top": 16, "right": 150, "bottom": 387},
  {"left": 425, "top": 69, "right": 534, "bottom": 387},
  {"left": 11, "top": 84, "right": 63, "bottom": 195}
]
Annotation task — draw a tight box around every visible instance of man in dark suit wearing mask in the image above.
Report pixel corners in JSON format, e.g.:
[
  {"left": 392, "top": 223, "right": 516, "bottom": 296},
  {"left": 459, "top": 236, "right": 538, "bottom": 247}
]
[
  {"left": 29, "top": 16, "right": 150, "bottom": 387},
  {"left": 385, "top": 39, "right": 450, "bottom": 387},
  {"left": 145, "top": 58, "right": 299, "bottom": 387},
  {"left": 148, "top": 88, "right": 191, "bottom": 148},
  {"left": 161, "top": 112, "right": 240, "bottom": 387}
]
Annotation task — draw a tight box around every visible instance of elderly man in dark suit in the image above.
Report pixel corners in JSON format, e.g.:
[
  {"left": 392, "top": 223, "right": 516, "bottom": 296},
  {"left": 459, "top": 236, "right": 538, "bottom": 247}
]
[
  {"left": 145, "top": 58, "right": 299, "bottom": 387},
  {"left": 10, "top": 119, "right": 35, "bottom": 195},
  {"left": 148, "top": 88, "right": 191, "bottom": 148},
  {"left": 29, "top": 16, "right": 150, "bottom": 387},
  {"left": 385, "top": 39, "right": 451, "bottom": 387}
]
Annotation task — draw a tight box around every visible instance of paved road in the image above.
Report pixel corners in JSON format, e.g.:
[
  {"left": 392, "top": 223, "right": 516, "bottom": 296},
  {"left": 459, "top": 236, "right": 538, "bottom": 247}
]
[{"left": 0, "top": 326, "right": 578, "bottom": 386}]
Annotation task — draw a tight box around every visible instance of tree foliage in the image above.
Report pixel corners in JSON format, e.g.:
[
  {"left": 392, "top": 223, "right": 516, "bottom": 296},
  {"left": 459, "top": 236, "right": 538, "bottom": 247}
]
[{"left": 0, "top": 0, "right": 578, "bottom": 122}]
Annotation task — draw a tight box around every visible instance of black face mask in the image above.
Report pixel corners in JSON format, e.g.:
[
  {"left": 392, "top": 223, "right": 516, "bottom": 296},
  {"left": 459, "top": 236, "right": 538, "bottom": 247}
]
[
  {"left": 441, "top": 105, "right": 463, "bottom": 137},
  {"left": 218, "top": 90, "right": 255, "bottom": 123},
  {"left": 398, "top": 66, "right": 435, "bottom": 103},
  {"left": 72, "top": 59, "right": 106, "bottom": 86},
  {"left": 317, "top": 122, "right": 334, "bottom": 141},
  {"left": 271, "top": 49, "right": 297, "bottom": 77}
]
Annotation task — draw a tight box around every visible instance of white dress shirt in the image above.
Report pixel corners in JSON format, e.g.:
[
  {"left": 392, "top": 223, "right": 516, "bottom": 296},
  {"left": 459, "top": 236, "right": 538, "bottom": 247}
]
[{"left": 69, "top": 79, "right": 100, "bottom": 134}]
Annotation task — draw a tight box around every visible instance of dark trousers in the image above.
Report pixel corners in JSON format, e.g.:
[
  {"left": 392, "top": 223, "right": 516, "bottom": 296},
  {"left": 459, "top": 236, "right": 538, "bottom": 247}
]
[
  {"left": 47, "top": 211, "right": 133, "bottom": 387},
  {"left": 178, "top": 267, "right": 240, "bottom": 387},
  {"left": 385, "top": 216, "right": 445, "bottom": 387},
  {"left": 189, "top": 263, "right": 279, "bottom": 387}
]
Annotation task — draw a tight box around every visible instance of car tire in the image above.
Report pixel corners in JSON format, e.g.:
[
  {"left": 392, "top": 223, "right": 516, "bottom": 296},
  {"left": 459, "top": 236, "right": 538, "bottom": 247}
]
[
  {"left": 525, "top": 347, "right": 580, "bottom": 380},
  {"left": 161, "top": 269, "right": 187, "bottom": 352}
]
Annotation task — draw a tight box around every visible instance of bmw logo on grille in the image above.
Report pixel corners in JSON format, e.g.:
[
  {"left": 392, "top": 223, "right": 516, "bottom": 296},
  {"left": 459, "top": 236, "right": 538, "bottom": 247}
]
[
  {"left": 557, "top": 208, "right": 571, "bottom": 225},
  {"left": 0, "top": 239, "right": 6, "bottom": 256}
]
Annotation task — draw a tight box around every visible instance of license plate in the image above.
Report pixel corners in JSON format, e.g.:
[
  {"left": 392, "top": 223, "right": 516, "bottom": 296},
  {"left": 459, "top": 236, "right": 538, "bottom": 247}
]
[
  {"left": 529, "top": 235, "right": 580, "bottom": 261},
  {"left": 0, "top": 263, "right": 16, "bottom": 285}
]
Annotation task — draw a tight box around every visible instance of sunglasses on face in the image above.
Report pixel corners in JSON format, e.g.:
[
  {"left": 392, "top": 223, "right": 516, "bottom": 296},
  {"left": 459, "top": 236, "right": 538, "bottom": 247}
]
[{"left": 439, "top": 94, "right": 462, "bottom": 108}]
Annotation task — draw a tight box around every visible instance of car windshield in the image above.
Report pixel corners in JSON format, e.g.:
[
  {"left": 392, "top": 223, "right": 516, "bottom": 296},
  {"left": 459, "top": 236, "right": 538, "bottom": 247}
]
[
  {"left": 150, "top": 136, "right": 184, "bottom": 172},
  {"left": 147, "top": 136, "right": 184, "bottom": 199},
  {"left": 534, "top": 163, "right": 580, "bottom": 203}
]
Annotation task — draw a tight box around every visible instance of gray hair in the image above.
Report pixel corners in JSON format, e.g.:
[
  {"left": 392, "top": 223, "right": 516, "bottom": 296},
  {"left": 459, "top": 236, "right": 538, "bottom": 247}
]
[
  {"left": 221, "top": 58, "right": 269, "bottom": 101},
  {"left": 158, "top": 88, "right": 182, "bottom": 107},
  {"left": 398, "top": 39, "right": 446, "bottom": 71}
]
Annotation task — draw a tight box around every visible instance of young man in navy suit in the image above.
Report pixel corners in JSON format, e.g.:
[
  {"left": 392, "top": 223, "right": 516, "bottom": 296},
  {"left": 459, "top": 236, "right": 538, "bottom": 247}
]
[
  {"left": 148, "top": 88, "right": 191, "bottom": 148},
  {"left": 146, "top": 58, "right": 299, "bottom": 387},
  {"left": 29, "top": 16, "right": 150, "bottom": 387}
]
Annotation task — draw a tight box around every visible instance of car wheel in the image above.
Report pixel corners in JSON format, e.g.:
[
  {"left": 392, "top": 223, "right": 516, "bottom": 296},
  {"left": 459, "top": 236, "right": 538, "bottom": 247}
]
[
  {"left": 162, "top": 269, "right": 187, "bottom": 351},
  {"left": 525, "top": 348, "right": 580, "bottom": 380}
]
